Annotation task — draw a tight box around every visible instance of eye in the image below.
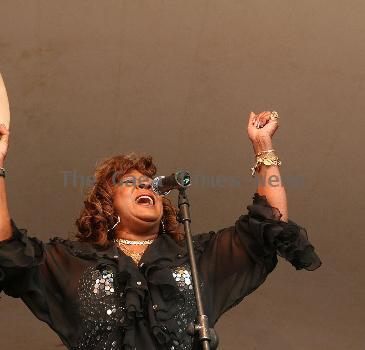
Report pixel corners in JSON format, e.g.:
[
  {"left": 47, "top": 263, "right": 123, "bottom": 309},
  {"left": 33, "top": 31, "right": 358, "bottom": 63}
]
[{"left": 122, "top": 178, "right": 135, "bottom": 185}]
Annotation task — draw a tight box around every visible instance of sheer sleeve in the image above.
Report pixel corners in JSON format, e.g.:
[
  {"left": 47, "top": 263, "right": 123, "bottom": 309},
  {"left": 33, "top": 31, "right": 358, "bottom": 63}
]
[
  {"left": 0, "top": 219, "right": 94, "bottom": 347},
  {"left": 0, "top": 218, "right": 54, "bottom": 326},
  {"left": 195, "top": 192, "right": 322, "bottom": 324},
  {"left": 0, "top": 219, "right": 46, "bottom": 298}
]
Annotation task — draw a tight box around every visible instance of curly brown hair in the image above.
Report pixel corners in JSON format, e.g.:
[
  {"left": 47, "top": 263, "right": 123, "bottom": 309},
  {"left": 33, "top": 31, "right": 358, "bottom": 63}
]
[{"left": 75, "top": 152, "right": 184, "bottom": 247}]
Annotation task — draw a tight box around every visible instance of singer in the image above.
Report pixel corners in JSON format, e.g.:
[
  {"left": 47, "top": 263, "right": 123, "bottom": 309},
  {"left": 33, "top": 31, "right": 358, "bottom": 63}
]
[{"left": 0, "top": 112, "right": 321, "bottom": 349}]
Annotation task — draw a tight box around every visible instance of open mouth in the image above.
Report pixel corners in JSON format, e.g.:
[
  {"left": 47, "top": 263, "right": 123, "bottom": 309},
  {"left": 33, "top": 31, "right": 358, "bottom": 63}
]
[{"left": 135, "top": 195, "right": 155, "bottom": 206}]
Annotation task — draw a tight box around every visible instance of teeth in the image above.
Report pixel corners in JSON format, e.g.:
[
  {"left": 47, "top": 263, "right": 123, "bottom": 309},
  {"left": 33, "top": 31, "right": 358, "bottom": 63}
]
[{"left": 135, "top": 195, "right": 154, "bottom": 205}]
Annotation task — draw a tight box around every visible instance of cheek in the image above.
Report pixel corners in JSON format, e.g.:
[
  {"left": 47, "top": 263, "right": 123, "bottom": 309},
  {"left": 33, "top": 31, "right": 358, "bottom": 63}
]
[
  {"left": 157, "top": 198, "right": 164, "bottom": 213},
  {"left": 113, "top": 189, "right": 132, "bottom": 212}
]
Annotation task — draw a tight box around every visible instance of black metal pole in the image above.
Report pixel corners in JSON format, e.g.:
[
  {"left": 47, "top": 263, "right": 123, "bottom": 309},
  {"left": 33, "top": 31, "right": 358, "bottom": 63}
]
[{"left": 177, "top": 188, "right": 219, "bottom": 350}]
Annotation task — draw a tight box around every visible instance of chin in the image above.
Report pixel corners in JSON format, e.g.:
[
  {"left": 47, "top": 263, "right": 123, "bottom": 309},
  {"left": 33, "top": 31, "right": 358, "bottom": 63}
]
[{"left": 134, "top": 212, "right": 160, "bottom": 223}]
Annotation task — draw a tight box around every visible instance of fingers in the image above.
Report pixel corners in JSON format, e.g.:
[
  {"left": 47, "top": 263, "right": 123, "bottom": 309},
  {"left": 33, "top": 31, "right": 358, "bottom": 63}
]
[{"left": 250, "top": 111, "right": 271, "bottom": 128}]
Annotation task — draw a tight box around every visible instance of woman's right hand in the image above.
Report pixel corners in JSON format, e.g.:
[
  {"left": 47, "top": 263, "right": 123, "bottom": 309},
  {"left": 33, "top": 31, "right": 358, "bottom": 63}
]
[{"left": 0, "top": 123, "right": 10, "bottom": 165}]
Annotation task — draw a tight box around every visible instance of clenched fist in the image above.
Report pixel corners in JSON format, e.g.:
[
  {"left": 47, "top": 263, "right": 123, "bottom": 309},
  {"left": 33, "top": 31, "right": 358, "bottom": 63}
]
[{"left": 247, "top": 111, "right": 279, "bottom": 142}]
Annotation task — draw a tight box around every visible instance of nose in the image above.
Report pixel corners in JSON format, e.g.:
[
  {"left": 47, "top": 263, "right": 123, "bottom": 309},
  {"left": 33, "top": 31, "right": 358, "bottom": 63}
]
[{"left": 137, "top": 182, "right": 152, "bottom": 190}]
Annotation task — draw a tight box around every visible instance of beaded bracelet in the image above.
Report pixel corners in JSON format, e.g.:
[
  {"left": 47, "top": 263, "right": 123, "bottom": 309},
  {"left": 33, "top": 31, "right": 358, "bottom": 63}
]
[{"left": 256, "top": 149, "right": 276, "bottom": 157}]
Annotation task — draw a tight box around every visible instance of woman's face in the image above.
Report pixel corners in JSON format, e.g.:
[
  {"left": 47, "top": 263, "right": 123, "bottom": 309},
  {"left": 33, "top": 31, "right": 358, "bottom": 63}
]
[{"left": 112, "top": 169, "right": 164, "bottom": 233}]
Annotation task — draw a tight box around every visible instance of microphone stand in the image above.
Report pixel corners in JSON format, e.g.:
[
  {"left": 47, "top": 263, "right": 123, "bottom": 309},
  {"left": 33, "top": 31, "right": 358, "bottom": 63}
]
[{"left": 176, "top": 188, "right": 219, "bottom": 350}]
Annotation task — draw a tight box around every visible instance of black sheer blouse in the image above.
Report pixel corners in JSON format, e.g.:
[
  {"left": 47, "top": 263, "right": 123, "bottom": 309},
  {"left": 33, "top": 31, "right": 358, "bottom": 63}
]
[{"left": 0, "top": 193, "right": 321, "bottom": 350}]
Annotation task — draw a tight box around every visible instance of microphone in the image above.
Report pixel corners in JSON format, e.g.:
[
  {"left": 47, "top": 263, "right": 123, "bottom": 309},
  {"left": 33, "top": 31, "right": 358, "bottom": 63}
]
[{"left": 151, "top": 170, "right": 191, "bottom": 196}]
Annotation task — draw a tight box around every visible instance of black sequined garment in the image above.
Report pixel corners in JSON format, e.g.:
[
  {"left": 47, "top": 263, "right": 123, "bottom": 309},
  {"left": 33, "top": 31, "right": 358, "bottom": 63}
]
[
  {"left": 74, "top": 265, "right": 125, "bottom": 350},
  {"left": 0, "top": 192, "right": 321, "bottom": 349},
  {"left": 73, "top": 263, "right": 198, "bottom": 350}
]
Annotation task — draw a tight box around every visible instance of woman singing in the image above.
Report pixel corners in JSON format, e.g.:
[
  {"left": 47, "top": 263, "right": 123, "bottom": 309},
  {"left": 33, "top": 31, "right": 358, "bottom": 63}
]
[{"left": 0, "top": 103, "right": 321, "bottom": 349}]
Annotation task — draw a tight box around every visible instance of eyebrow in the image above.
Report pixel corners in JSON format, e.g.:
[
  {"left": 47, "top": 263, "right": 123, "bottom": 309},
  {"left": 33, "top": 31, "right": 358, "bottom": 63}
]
[{"left": 122, "top": 175, "right": 152, "bottom": 181}]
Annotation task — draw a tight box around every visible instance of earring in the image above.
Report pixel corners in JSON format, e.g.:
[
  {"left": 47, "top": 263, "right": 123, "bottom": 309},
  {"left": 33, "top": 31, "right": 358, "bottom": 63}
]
[
  {"left": 160, "top": 219, "right": 166, "bottom": 234},
  {"left": 108, "top": 215, "right": 120, "bottom": 232}
]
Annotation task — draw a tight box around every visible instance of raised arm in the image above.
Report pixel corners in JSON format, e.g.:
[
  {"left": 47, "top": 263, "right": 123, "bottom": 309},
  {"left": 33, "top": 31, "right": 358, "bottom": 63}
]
[
  {"left": 194, "top": 111, "right": 321, "bottom": 324},
  {"left": 0, "top": 77, "right": 45, "bottom": 300},
  {"left": 248, "top": 111, "right": 288, "bottom": 222}
]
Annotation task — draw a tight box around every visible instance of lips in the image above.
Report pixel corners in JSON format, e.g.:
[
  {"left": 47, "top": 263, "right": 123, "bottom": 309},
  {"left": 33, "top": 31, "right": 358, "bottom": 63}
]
[{"left": 135, "top": 193, "right": 155, "bottom": 206}]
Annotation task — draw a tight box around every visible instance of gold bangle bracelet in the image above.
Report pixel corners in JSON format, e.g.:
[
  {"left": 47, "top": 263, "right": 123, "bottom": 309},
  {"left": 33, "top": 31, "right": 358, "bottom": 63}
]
[{"left": 250, "top": 151, "right": 282, "bottom": 177}]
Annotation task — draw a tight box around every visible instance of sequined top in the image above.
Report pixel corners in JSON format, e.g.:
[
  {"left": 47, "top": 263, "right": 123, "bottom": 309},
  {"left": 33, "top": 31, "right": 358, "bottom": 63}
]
[{"left": 0, "top": 193, "right": 321, "bottom": 349}]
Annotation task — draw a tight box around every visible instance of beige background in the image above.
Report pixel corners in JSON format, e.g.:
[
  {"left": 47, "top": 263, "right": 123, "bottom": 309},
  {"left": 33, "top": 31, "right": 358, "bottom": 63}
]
[{"left": 0, "top": 0, "right": 364, "bottom": 349}]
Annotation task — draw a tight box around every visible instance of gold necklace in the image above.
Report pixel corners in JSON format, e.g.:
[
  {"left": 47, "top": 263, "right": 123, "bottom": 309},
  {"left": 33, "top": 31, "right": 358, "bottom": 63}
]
[{"left": 115, "top": 242, "right": 147, "bottom": 265}]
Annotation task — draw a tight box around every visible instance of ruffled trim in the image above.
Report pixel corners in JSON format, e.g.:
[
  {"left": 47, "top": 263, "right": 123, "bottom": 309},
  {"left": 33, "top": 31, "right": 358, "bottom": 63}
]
[
  {"left": 114, "top": 235, "right": 190, "bottom": 349},
  {"left": 114, "top": 266, "right": 149, "bottom": 349},
  {"left": 236, "top": 192, "right": 322, "bottom": 272},
  {"left": 48, "top": 237, "right": 117, "bottom": 261},
  {"left": 113, "top": 231, "right": 223, "bottom": 349}
]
